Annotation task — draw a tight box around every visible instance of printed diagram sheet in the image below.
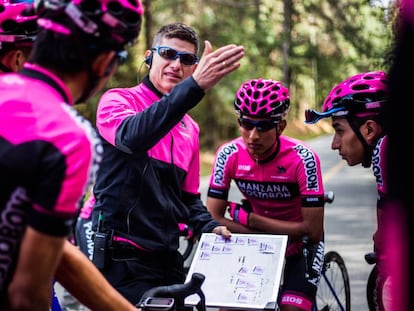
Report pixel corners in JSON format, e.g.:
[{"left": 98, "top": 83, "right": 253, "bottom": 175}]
[{"left": 185, "top": 233, "right": 288, "bottom": 310}]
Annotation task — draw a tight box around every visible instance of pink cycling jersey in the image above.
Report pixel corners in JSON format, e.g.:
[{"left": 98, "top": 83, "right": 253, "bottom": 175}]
[
  {"left": 208, "top": 135, "right": 325, "bottom": 222},
  {"left": 208, "top": 135, "right": 325, "bottom": 309},
  {"left": 0, "top": 63, "right": 101, "bottom": 296}
]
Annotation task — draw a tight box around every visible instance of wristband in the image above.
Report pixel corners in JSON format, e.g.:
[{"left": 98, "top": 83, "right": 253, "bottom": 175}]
[
  {"left": 229, "top": 203, "right": 249, "bottom": 226},
  {"left": 236, "top": 208, "right": 249, "bottom": 226}
]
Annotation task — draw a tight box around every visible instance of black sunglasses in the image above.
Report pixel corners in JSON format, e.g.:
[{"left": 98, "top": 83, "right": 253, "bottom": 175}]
[
  {"left": 238, "top": 117, "right": 278, "bottom": 132},
  {"left": 152, "top": 46, "right": 198, "bottom": 66}
]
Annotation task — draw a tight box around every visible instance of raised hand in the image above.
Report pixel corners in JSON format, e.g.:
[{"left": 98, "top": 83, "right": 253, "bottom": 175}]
[{"left": 192, "top": 40, "right": 244, "bottom": 92}]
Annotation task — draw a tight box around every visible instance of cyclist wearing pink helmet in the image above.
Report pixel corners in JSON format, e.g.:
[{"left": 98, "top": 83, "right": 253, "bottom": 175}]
[
  {"left": 305, "top": 71, "right": 390, "bottom": 310},
  {"left": 305, "top": 70, "right": 387, "bottom": 168},
  {"left": 305, "top": 71, "right": 388, "bottom": 245},
  {"left": 0, "top": 0, "right": 38, "bottom": 72},
  {"left": 0, "top": 0, "right": 144, "bottom": 310},
  {"left": 207, "top": 78, "right": 325, "bottom": 311}
]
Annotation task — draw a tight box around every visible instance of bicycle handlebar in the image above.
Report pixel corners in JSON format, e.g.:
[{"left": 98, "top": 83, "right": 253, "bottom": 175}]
[{"left": 137, "top": 273, "right": 206, "bottom": 311}]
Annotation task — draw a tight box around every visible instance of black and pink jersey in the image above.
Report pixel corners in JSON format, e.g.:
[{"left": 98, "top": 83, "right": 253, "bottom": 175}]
[
  {"left": 0, "top": 63, "right": 101, "bottom": 296},
  {"left": 90, "top": 76, "right": 220, "bottom": 253},
  {"left": 208, "top": 135, "right": 325, "bottom": 222}
]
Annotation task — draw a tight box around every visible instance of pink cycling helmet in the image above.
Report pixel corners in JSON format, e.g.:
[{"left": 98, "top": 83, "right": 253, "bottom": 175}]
[
  {"left": 234, "top": 78, "right": 290, "bottom": 121},
  {"left": 305, "top": 71, "right": 388, "bottom": 124},
  {"left": 36, "top": 0, "right": 143, "bottom": 48},
  {"left": 0, "top": 0, "right": 38, "bottom": 45}
]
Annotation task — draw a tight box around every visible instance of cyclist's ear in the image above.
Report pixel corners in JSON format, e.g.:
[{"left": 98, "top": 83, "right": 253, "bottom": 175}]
[
  {"left": 144, "top": 50, "right": 153, "bottom": 68},
  {"left": 362, "top": 119, "right": 382, "bottom": 144},
  {"left": 2, "top": 49, "right": 26, "bottom": 72}
]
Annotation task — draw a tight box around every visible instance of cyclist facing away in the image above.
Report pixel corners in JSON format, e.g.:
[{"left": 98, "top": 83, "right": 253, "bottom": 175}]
[
  {"left": 207, "top": 79, "right": 326, "bottom": 311},
  {"left": 0, "top": 0, "right": 145, "bottom": 310},
  {"left": 85, "top": 22, "right": 244, "bottom": 305},
  {"left": 304, "top": 71, "right": 390, "bottom": 310}
]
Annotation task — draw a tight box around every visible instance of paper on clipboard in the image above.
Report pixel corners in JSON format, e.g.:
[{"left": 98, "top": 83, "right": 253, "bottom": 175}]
[{"left": 184, "top": 233, "right": 288, "bottom": 310}]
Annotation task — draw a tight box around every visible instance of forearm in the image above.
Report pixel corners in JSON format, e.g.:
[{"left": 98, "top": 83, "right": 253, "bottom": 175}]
[
  {"left": 206, "top": 197, "right": 256, "bottom": 233},
  {"left": 55, "top": 241, "right": 136, "bottom": 311},
  {"left": 7, "top": 228, "right": 64, "bottom": 311},
  {"left": 248, "top": 213, "right": 304, "bottom": 239},
  {"left": 249, "top": 210, "right": 324, "bottom": 242},
  {"left": 219, "top": 215, "right": 257, "bottom": 233}
]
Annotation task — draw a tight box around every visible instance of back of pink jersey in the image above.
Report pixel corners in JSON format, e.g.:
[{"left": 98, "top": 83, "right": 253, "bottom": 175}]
[{"left": 0, "top": 66, "right": 101, "bottom": 295}]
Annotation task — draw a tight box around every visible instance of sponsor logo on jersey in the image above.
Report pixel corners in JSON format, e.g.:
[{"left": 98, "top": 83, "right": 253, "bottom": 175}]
[
  {"left": 309, "top": 241, "right": 325, "bottom": 286},
  {"left": 213, "top": 143, "right": 238, "bottom": 186},
  {"left": 238, "top": 164, "right": 251, "bottom": 171},
  {"left": 293, "top": 144, "right": 319, "bottom": 191},
  {"left": 0, "top": 187, "right": 28, "bottom": 290},
  {"left": 281, "top": 295, "right": 303, "bottom": 305},
  {"left": 236, "top": 180, "right": 293, "bottom": 199}
]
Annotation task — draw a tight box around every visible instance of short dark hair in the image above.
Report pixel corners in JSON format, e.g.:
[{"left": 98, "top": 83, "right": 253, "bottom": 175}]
[{"left": 152, "top": 23, "right": 199, "bottom": 55}]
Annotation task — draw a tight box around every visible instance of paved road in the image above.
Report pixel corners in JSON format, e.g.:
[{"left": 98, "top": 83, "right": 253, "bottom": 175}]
[{"left": 56, "top": 134, "right": 377, "bottom": 311}]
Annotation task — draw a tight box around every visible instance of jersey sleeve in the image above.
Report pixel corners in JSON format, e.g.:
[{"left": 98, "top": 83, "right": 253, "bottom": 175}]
[
  {"left": 207, "top": 141, "right": 238, "bottom": 201},
  {"left": 30, "top": 116, "right": 96, "bottom": 236},
  {"left": 97, "top": 78, "right": 205, "bottom": 154},
  {"left": 293, "top": 143, "right": 325, "bottom": 207},
  {"left": 372, "top": 136, "right": 388, "bottom": 209}
]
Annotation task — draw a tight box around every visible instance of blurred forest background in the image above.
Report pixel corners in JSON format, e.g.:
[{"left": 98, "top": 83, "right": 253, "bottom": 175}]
[{"left": 76, "top": 0, "right": 397, "bottom": 152}]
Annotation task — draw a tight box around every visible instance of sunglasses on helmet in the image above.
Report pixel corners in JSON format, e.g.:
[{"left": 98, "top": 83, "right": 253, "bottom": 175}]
[
  {"left": 304, "top": 97, "right": 385, "bottom": 124},
  {"left": 304, "top": 107, "right": 346, "bottom": 124},
  {"left": 238, "top": 117, "right": 278, "bottom": 132},
  {"left": 152, "top": 46, "right": 198, "bottom": 66}
]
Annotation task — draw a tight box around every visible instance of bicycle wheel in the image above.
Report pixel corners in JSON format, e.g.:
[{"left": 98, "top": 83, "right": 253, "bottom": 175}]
[
  {"left": 315, "top": 251, "right": 351, "bottom": 311},
  {"left": 366, "top": 265, "right": 391, "bottom": 311}
]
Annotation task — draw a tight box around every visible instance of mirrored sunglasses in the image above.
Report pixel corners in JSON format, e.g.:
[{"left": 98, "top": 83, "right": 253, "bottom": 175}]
[
  {"left": 152, "top": 46, "right": 198, "bottom": 66},
  {"left": 238, "top": 117, "right": 278, "bottom": 132}
]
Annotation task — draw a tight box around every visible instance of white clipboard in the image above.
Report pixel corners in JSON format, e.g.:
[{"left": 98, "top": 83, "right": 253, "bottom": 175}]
[{"left": 184, "top": 233, "right": 288, "bottom": 310}]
